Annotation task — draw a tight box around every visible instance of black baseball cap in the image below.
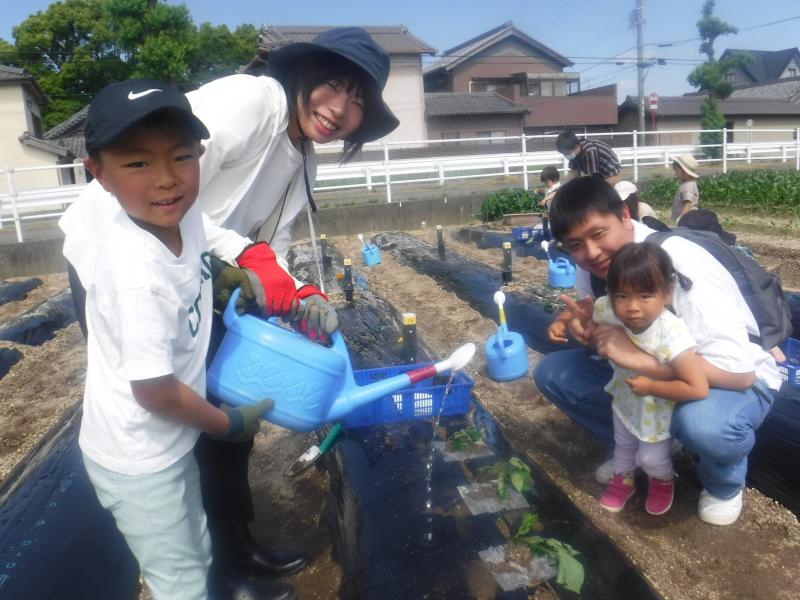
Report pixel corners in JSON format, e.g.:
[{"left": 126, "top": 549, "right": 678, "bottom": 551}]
[{"left": 84, "top": 79, "right": 209, "bottom": 154}]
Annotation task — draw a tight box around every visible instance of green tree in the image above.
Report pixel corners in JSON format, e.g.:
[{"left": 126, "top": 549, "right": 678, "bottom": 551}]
[
  {"left": 189, "top": 23, "right": 259, "bottom": 86},
  {"left": 6, "top": 0, "right": 259, "bottom": 130},
  {"left": 686, "top": 0, "right": 751, "bottom": 158}
]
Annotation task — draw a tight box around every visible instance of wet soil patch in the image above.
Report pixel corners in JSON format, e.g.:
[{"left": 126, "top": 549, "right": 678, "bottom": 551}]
[
  {"left": 0, "top": 278, "right": 41, "bottom": 306},
  {"left": 0, "top": 290, "right": 75, "bottom": 346}
]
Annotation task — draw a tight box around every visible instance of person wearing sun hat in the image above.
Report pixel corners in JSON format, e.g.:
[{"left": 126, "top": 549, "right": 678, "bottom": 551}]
[
  {"left": 63, "top": 26, "right": 400, "bottom": 600},
  {"left": 671, "top": 153, "right": 700, "bottom": 223},
  {"left": 613, "top": 180, "right": 656, "bottom": 222}
]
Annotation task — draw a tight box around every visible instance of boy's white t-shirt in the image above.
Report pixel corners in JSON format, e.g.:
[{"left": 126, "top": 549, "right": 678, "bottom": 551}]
[
  {"left": 76, "top": 202, "right": 213, "bottom": 476},
  {"left": 594, "top": 296, "right": 697, "bottom": 442},
  {"left": 574, "top": 220, "right": 781, "bottom": 390}
]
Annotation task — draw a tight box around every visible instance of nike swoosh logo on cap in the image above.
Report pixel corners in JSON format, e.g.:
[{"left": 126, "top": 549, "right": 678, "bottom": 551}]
[{"left": 128, "top": 89, "right": 163, "bottom": 100}]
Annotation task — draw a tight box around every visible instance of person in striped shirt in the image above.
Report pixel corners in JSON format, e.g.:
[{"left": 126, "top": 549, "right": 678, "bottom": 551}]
[{"left": 556, "top": 130, "right": 622, "bottom": 184}]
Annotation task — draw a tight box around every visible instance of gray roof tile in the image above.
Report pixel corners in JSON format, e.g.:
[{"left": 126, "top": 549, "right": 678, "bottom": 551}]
[
  {"left": 721, "top": 48, "right": 800, "bottom": 83},
  {"left": 425, "top": 92, "right": 528, "bottom": 117}
]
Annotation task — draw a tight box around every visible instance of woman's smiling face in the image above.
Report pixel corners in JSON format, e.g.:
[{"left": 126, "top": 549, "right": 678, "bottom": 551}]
[{"left": 295, "top": 81, "right": 365, "bottom": 144}]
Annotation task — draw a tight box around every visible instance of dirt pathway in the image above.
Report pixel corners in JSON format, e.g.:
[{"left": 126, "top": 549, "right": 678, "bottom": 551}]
[{"left": 333, "top": 231, "right": 800, "bottom": 600}]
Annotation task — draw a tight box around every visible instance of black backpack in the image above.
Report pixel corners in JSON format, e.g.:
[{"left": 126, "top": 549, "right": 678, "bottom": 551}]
[{"left": 590, "top": 227, "right": 793, "bottom": 350}]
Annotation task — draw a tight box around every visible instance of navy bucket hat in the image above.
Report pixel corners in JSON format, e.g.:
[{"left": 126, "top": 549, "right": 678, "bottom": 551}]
[{"left": 269, "top": 27, "right": 399, "bottom": 144}]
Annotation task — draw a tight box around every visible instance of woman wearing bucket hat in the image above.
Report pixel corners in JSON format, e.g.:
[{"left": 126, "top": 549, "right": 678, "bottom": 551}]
[
  {"left": 671, "top": 153, "right": 700, "bottom": 223},
  {"left": 62, "top": 27, "right": 400, "bottom": 600}
]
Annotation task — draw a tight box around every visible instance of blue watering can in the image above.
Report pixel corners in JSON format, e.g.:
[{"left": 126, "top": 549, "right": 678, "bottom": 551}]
[
  {"left": 484, "top": 291, "right": 528, "bottom": 381},
  {"left": 207, "top": 289, "right": 476, "bottom": 432},
  {"left": 541, "top": 240, "right": 576, "bottom": 288},
  {"left": 358, "top": 234, "right": 381, "bottom": 266}
]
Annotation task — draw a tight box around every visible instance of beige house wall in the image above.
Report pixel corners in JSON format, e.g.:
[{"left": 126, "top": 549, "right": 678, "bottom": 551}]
[
  {"left": 382, "top": 54, "right": 428, "bottom": 143},
  {"left": 426, "top": 114, "right": 524, "bottom": 140},
  {"left": 0, "top": 85, "right": 62, "bottom": 192}
]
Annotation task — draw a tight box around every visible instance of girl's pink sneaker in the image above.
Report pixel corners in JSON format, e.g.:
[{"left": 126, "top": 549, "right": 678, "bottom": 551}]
[
  {"left": 645, "top": 476, "right": 674, "bottom": 515},
  {"left": 599, "top": 474, "right": 635, "bottom": 513}
]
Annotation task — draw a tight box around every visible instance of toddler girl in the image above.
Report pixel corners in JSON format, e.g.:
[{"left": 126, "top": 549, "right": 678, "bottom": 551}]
[{"left": 593, "top": 242, "right": 708, "bottom": 515}]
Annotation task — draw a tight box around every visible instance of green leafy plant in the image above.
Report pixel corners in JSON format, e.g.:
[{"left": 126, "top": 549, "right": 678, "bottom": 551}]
[
  {"left": 489, "top": 457, "right": 534, "bottom": 499},
  {"left": 448, "top": 425, "right": 483, "bottom": 451},
  {"left": 512, "top": 512, "right": 585, "bottom": 594},
  {"left": 480, "top": 188, "right": 538, "bottom": 221}
]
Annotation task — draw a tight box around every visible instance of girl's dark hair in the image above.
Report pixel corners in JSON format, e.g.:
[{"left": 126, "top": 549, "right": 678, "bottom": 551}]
[
  {"left": 274, "top": 51, "right": 377, "bottom": 163},
  {"left": 549, "top": 176, "right": 624, "bottom": 241},
  {"left": 606, "top": 242, "right": 676, "bottom": 295},
  {"left": 540, "top": 166, "right": 560, "bottom": 183}
]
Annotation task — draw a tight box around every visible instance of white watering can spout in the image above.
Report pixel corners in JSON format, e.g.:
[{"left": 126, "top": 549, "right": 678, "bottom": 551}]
[
  {"left": 357, "top": 233, "right": 368, "bottom": 250},
  {"left": 329, "top": 342, "right": 477, "bottom": 422}
]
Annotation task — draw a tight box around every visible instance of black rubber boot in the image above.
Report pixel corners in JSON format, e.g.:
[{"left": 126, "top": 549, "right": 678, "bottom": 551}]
[
  {"left": 229, "top": 524, "right": 308, "bottom": 579},
  {"left": 214, "top": 573, "right": 297, "bottom": 600}
]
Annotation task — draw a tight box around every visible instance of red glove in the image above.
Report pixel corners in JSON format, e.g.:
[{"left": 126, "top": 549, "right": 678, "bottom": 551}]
[{"left": 236, "top": 242, "right": 326, "bottom": 318}]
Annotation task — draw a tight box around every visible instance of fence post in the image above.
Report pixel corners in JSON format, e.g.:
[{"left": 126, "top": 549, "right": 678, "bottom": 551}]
[
  {"left": 632, "top": 130, "right": 639, "bottom": 183},
  {"left": 365, "top": 166, "right": 373, "bottom": 191},
  {"left": 782, "top": 144, "right": 787, "bottom": 163},
  {"left": 5, "top": 168, "right": 23, "bottom": 242},
  {"left": 796, "top": 129, "right": 800, "bottom": 171},
  {"left": 502, "top": 157, "right": 509, "bottom": 178},
  {"left": 722, "top": 128, "right": 728, "bottom": 174},
  {"left": 746, "top": 135, "right": 752, "bottom": 165},
  {"left": 383, "top": 142, "right": 392, "bottom": 204},
  {"left": 438, "top": 162, "right": 445, "bottom": 186},
  {"left": 521, "top": 135, "right": 529, "bottom": 190}
]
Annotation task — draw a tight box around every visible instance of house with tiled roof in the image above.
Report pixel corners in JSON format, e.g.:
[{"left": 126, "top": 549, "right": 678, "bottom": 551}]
[
  {"left": 721, "top": 48, "right": 800, "bottom": 87},
  {"left": 0, "top": 65, "right": 75, "bottom": 192},
  {"left": 424, "top": 92, "right": 528, "bottom": 141},
  {"left": 618, "top": 94, "right": 800, "bottom": 145},
  {"left": 423, "top": 22, "right": 618, "bottom": 142},
  {"left": 252, "top": 25, "right": 435, "bottom": 143}
]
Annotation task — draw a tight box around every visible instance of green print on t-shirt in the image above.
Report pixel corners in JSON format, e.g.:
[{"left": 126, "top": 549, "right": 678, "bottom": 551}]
[{"left": 188, "top": 251, "right": 212, "bottom": 337}]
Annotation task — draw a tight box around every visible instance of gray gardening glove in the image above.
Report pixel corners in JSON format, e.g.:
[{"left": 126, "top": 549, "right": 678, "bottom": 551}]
[
  {"left": 215, "top": 399, "right": 275, "bottom": 442},
  {"left": 289, "top": 294, "right": 339, "bottom": 341}
]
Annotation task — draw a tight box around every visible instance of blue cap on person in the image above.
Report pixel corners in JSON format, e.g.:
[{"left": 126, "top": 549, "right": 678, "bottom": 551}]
[
  {"left": 84, "top": 79, "right": 210, "bottom": 154},
  {"left": 268, "top": 27, "right": 399, "bottom": 143}
]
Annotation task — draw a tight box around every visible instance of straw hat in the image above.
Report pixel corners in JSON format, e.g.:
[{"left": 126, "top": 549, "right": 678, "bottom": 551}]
[{"left": 672, "top": 153, "right": 699, "bottom": 178}]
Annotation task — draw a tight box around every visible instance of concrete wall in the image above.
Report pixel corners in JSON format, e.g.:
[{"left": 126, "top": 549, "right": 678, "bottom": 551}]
[
  {"left": 0, "top": 85, "right": 62, "bottom": 192},
  {"left": 426, "top": 114, "right": 524, "bottom": 140},
  {"left": 383, "top": 54, "right": 428, "bottom": 143},
  {"left": 0, "top": 237, "right": 66, "bottom": 278}
]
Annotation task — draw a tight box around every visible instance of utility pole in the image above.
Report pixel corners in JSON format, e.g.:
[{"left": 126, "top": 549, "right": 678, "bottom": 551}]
[{"left": 635, "top": 0, "right": 645, "bottom": 134}]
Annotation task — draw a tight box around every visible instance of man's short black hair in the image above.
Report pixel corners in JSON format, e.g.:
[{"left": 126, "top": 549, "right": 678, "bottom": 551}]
[
  {"left": 549, "top": 176, "right": 624, "bottom": 241},
  {"left": 540, "top": 166, "right": 560, "bottom": 183},
  {"left": 555, "top": 130, "right": 580, "bottom": 154}
]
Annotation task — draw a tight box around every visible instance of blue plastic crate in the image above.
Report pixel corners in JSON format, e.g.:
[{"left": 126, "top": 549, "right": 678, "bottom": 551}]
[
  {"left": 511, "top": 226, "right": 533, "bottom": 241},
  {"left": 778, "top": 338, "right": 800, "bottom": 389},
  {"left": 343, "top": 364, "right": 474, "bottom": 428}
]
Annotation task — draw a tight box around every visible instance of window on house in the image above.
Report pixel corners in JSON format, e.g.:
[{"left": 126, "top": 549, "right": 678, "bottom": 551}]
[
  {"left": 527, "top": 81, "right": 541, "bottom": 96},
  {"left": 476, "top": 130, "right": 505, "bottom": 144},
  {"left": 788, "top": 68, "right": 798, "bottom": 78},
  {"left": 31, "top": 113, "right": 43, "bottom": 138},
  {"left": 441, "top": 131, "right": 460, "bottom": 144},
  {"left": 540, "top": 81, "right": 554, "bottom": 97},
  {"left": 724, "top": 72, "right": 735, "bottom": 83},
  {"left": 725, "top": 121, "right": 734, "bottom": 144}
]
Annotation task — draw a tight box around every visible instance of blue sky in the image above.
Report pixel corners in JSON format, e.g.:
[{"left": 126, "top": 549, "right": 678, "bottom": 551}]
[{"left": 2, "top": 0, "right": 799, "bottom": 100}]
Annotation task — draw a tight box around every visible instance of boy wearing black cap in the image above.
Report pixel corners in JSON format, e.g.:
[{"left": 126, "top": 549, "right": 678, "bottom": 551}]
[{"left": 68, "top": 80, "right": 274, "bottom": 600}]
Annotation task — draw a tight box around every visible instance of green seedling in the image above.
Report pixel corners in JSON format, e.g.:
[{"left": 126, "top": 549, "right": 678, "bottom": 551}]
[
  {"left": 448, "top": 425, "right": 483, "bottom": 451},
  {"left": 512, "top": 511, "right": 585, "bottom": 594},
  {"left": 489, "top": 457, "right": 534, "bottom": 499}
]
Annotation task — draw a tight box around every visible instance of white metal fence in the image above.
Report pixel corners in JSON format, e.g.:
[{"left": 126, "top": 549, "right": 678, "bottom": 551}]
[{"left": 2, "top": 127, "right": 800, "bottom": 242}]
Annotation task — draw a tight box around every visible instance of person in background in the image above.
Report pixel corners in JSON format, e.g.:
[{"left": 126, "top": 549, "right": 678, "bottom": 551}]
[
  {"left": 536, "top": 165, "right": 561, "bottom": 211},
  {"left": 64, "top": 26, "right": 398, "bottom": 600},
  {"left": 556, "top": 130, "right": 622, "bottom": 185},
  {"left": 64, "top": 80, "right": 276, "bottom": 600},
  {"left": 591, "top": 243, "right": 708, "bottom": 516},
  {"left": 614, "top": 181, "right": 656, "bottom": 222},
  {"left": 671, "top": 154, "right": 700, "bottom": 223}
]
